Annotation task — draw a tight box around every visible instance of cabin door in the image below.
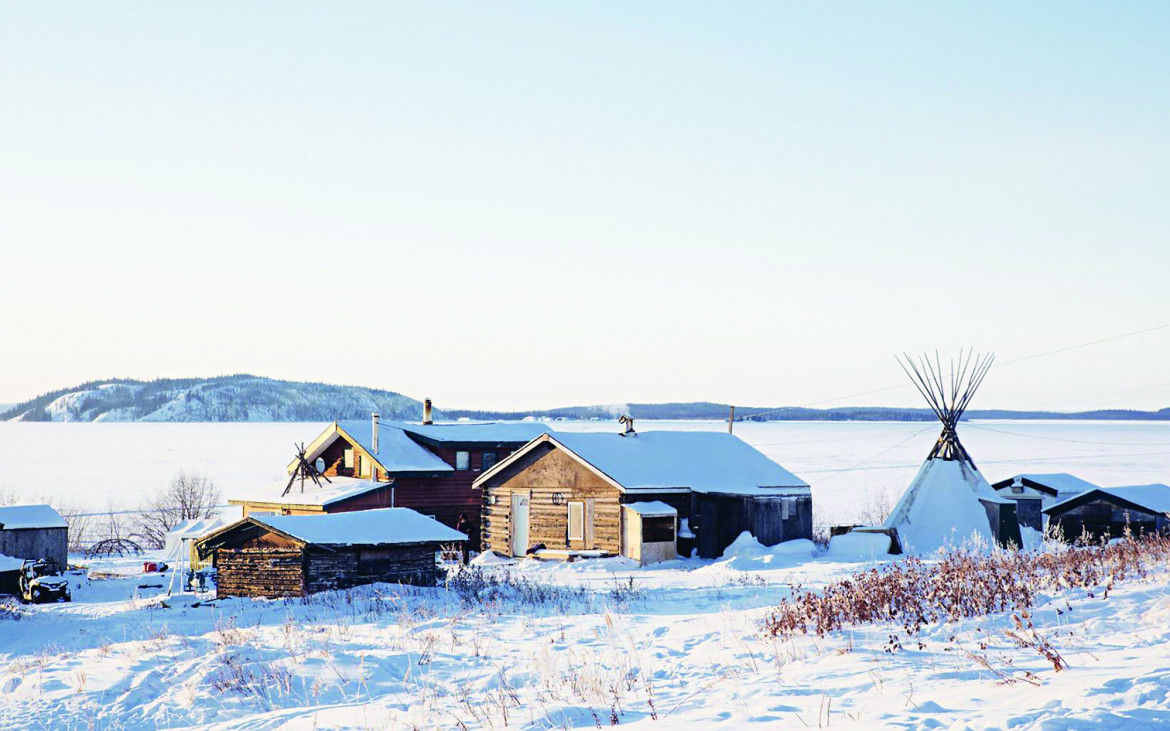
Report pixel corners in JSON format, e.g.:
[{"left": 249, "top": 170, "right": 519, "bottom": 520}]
[{"left": 511, "top": 493, "right": 530, "bottom": 557}]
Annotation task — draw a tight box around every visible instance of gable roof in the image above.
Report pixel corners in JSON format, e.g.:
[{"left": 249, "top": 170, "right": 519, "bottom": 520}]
[
  {"left": 388, "top": 420, "right": 552, "bottom": 446},
  {"left": 991, "top": 473, "right": 1100, "bottom": 497},
  {"left": 0, "top": 504, "right": 67, "bottom": 530},
  {"left": 1044, "top": 484, "right": 1170, "bottom": 517},
  {"left": 291, "top": 421, "right": 453, "bottom": 476},
  {"left": 250, "top": 508, "right": 467, "bottom": 546},
  {"left": 476, "top": 431, "right": 808, "bottom": 496},
  {"left": 232, "top": 476, "right": 388, "bottom": 508}
]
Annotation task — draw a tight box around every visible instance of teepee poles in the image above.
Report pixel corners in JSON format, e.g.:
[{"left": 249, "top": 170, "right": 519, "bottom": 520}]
[{"left": 896, "top": 349, "right": 995, "bottom": 468}]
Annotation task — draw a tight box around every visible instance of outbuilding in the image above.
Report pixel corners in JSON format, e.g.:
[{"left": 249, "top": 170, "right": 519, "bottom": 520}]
[
  {"left": 1042, "top": 484, "right": 1170, "bottom": 542},
  {"left": 195, "top": 508, "right": 467, "bottom": 598},
  {"left": 991, "top": 473, "right": 1100, "bottom": 530},
  {"left": 0, "top": 504, "right": 68, "bottom": 569},
  {"left": 474, "top": 427, "right": 811, "bottom": 560}
]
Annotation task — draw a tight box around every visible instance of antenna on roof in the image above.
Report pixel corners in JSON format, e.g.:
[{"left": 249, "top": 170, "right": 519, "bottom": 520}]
[
  {"left": 896, "top": 349, "right": 995, "bottom": 469},
  {"left": 282, "top": 442, "right": 332, "bottom": 497}
]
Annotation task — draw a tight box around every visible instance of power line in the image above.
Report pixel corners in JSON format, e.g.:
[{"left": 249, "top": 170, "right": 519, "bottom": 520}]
[
  {"left": 736, "top": 322, "right": 1170, "bottom": 421},
  {"left": 965, "top": 423, "right": 1170, "bottom": 447}
]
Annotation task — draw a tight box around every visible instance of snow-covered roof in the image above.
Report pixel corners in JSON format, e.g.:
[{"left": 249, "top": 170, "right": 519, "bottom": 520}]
[
  {"left": 625, "top": 501, "right": 678, "bottom": 517},
  {"left": 390, "top": 421, "right": 552, "bottom": 445},
  {"left": 0, "top": 504, "right": 67, "bottom": 530},
  {"left": 0, "top": 553, "right": 25, "bottom": 572},
  {"left": 483, "top": 431, "right": 808, "bottom": 496},
  {"left": 332, "top": 421, "right": 453, "bottom": 473},
  {"left": 994, "top": 473, "right": 1100, "bottom": 496},
  {"left": 233, "top": 476, "right": 387, "bottom": 507},
  {"left": 251, "top": 508, "right": 467, "bottom": 545},
  {"left": 1044, "top": 484, "right": 1170, "bottom": 516}
]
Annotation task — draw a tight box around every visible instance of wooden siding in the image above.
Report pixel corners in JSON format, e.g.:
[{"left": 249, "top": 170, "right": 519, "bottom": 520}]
[
  {"left": 0, "top": 527, "right": 68, "bottom": 569},
  {"left": 216, "top": 548, "right": 306, "bottom": 598},
  {"left": 481, "top": 447, "right": 622, "bottom": 555},
  {"left": 693, "top": 495, "right": 813, "bottom": 559},
  {"left": 304, "top": 545, "right": 438, "bottom": 593},
  {"left": 1048, "top": 498, "right": 1168, "bottom": 542}
]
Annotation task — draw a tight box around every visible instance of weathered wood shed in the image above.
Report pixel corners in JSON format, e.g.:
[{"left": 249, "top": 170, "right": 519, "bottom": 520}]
[
  {"left": 0, "top": 504, "right": 68, "bottom": 569},
  {"left": 990, "top": 473, "right": 1101, "bottom": 531},
  {"left": 195, "top": 508, "right": 467, "bottom": 598},
  {"left": 1043, "top": 484, "right": 1170, "bottom": 542},
  {"left": 474, "top": 430, "right": 812, "bottom": 560}
]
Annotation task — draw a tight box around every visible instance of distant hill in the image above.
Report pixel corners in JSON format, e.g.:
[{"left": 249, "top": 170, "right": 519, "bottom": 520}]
[
  {"left": 0, "top": 375, "right": 429, "bottom": 422},
  {"left": 3, "top": 378, "right": 1168, "bottom": 423}
]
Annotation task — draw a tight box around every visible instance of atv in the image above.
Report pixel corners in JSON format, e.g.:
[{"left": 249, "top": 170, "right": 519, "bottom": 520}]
[{"left": 19, "top": 558, "right": 71, "bottom": 604}]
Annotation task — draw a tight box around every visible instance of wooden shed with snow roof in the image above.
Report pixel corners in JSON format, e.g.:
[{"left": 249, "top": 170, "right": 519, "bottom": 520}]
[
  {"left": 1042, "top": 484, "right": 1170, "bottom": 542},
  {"left": 196, "top": 508, "right": 467, "bottom": 598},
  {"left": 473, "top": 427, "right": 811, "bottom": 560},
  {"left": 991, "top": 473, "right": 1101, "bottom": 531},
  {"left": 0, "top": 504, "right": 68, "bottom": 569}
]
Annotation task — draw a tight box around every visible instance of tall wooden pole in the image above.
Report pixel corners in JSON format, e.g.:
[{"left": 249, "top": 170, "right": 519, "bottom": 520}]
[{"left": 728, "top": 405, "right": 735, "bottom": 434}]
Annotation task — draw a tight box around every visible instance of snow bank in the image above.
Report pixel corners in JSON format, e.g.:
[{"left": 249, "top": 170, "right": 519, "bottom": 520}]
[
  {"left": 826, "top": 532, "right": 892, "bottom": 560},
  {"left": 0, "top": 553, "right": 24, "bottom": 572},
  {"left": 719, "top": 532, "right": 816, "bottom": 569},
  {"left": 470, "top": 550, "right": 514, "bottom": 566}
]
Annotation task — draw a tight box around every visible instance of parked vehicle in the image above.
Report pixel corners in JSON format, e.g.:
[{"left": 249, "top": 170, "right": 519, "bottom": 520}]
[{"left": 19, "top": 558, "right": 71, "bottom": 603}]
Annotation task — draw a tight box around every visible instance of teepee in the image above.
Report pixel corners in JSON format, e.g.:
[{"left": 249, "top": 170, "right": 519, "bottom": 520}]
[{"left": 882, "top": 350, "right": 1021, "bottom": 554}]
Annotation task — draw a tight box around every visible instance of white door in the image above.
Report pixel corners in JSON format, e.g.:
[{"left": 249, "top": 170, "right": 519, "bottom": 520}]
[{"left": 511, "top": 493, "right": 530, "bottom": 557}]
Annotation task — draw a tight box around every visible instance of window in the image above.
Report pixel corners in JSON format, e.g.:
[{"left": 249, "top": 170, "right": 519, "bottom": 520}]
[
  {"left": 567, "top": 501, "right": 585, "bottom": 541},
  {"left": 358, "top": 548, "right": 393, "bottom": 574},
  {"left": 482, "top": 452, "right": 497, "bottom": 471},
  {"left": 642, "top": 516, "right": 676, "bottom": 543},
  {"left": 455, "top": 451, "right": 470, "bottom": 470},
  {"left": 343, "top": 449, "right": 354, "bottom": 469}
]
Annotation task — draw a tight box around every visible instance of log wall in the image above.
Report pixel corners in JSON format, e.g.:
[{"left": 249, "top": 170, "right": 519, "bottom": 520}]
[
  {"left": 215, "top": 548, "right": 306, "bottom": 598},
  {"left": 481, "top": 448, "right": 622, "bottom": 555}
]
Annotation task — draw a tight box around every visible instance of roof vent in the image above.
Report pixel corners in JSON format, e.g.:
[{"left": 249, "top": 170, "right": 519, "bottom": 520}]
[
  {"left": 372, "top": 412, "right": 380, "bottom": 455},
  {"left": 619, "top": 415, "right": 636, "bottom": 436}
]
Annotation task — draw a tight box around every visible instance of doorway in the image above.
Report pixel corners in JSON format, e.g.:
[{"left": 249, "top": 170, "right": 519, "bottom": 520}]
[{"left": 511, "top": 493, "right": 530, "bottom": 557}]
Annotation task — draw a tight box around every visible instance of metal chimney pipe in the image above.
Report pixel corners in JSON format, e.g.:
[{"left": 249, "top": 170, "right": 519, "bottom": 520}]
[
  {"left": 422, "top": 398, "right": 433, "bottom": 425},
  {"left": 372, "top": 412, "right": 380, "bottom": 455}
]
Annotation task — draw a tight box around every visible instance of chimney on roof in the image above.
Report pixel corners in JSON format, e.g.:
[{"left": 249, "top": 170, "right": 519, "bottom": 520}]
[
  {"left": 422, "top": 398, "right": 433, "bottom": 425},
  {"left": 372, "top": 412, "right": 380, "bottom": 455},
  {"left": 619, "top": 414, "right": 635, "bottom": 436}
]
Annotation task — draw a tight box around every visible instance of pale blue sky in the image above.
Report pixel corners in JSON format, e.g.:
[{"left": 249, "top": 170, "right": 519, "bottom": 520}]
[{"left": 2, "top": 3, "right": 1168, "bottom": 411}]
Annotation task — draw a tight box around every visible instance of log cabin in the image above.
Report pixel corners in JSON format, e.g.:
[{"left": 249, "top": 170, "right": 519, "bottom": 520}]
[
  {"left": 1042, "top": 484, "right": 1170, "bottom": 542},
  {"left": 195, "top": 508, "right": 467, "bottom": 598},
  {"left": 990, "top": 473, "right": 1100, "bottom": 531},
  {"left": 473, "top": 426, "right": 811, "bottom": 561},
  {"left": 229, "top": 413, "right": 549, "bottom": 550}
]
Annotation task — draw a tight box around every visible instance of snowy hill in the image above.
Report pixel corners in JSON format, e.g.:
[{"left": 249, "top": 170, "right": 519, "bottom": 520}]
[{"left": 0, "top": 376, "right": 428, "bottom": 423}]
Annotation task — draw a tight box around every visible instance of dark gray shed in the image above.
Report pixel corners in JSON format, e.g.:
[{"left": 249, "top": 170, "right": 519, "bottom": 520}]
[{"left": 0, "top": 504, "right": 68, "bottom": 569}]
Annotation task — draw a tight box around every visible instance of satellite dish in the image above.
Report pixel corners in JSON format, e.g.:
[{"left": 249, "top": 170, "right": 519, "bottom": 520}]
[{"left": 315, "top": 457, "right": 325, "bottom": 473}]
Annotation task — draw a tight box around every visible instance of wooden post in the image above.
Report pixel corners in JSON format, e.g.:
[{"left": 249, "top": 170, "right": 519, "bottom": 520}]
[{"left": 728, "top": 406, "right": 735, "bottom": 434}]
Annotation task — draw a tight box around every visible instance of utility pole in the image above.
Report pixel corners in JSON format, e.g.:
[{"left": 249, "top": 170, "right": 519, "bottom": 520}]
[{"left": 728, "top": 405, "right": 735, "bottom": 434}]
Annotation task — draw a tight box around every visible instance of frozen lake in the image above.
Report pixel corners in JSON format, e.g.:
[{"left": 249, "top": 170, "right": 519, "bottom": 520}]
[{"left": 0, "top": 420, "right": 1167, "bottom": 526}]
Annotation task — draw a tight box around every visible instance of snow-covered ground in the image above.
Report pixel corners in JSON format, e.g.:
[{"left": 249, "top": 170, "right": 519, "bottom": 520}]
[
  {"left": 2, "top": 539, "right": 1169, "bottom": 730},
  {"left": 1, "top": 420, "right": 1168, "bottom": 527}
]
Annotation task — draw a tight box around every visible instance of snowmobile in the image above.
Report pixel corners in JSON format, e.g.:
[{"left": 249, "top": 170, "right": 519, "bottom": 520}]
[{"left": 19, "top": 558, "right": 71, "bottom": 603}]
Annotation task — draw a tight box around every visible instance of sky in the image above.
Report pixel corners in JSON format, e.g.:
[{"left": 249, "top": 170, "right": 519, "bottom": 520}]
[{"left": 1, "top": 3, "right": 1168, "bottom": 412}]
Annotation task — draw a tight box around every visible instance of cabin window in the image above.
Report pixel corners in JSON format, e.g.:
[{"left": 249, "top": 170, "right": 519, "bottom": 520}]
[
  {"left": 1011, "top": 485, "right": 1024, "bottom": 494},
  {"left": 344, "top": 449, "right": 354, "bottom": 470},
  {"left": 455, "top": 451, "right": 470, "bottom": 470},
  {"left": 482, "top": 452, "right": 497, "bottom": 471},
  {"left": 358, "top": 548, "right": 394, "bottom": 574},
  {"left": 642, "top": 516, "right": 676, "bottom": 543},
  {"left": 567, "top": 501, "right": 585, "bottom": 541}
]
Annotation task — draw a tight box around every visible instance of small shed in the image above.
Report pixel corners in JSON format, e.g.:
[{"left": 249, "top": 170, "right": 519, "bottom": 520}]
[
  {"left": 196, "top": 508, "right": 467, "bottom": 598},
  {"left": 621, "top": 501, "right": 677, "bottom": 565},
  {"left": 1043, "top": 484, "right": 1170, "bottom": 542},
  {"left": 0, "top": 504, "right": 68, "bottom": 569},
  {"left": 991, "top": 473, "right": 1100, "bottom": 531}
]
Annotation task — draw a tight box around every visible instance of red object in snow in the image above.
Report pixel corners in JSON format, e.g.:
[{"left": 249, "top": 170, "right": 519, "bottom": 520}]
[{"left": 143, "top": 561, "right": 158, "bottom": 573}]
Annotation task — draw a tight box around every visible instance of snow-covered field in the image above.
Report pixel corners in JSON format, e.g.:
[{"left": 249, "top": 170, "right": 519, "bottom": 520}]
[
  {"left": 3, "top": 539, "right": 1170, "bottom": 730},
  {"left": 1, "top": 420, "right": 1168, "bottom": 527}
]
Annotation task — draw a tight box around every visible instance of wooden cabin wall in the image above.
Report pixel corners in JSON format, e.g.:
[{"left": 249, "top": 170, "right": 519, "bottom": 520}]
[
  {"left": 694, "top": 495, "right": 813, "bottom": 559},
  {"left": 1048, "top": 499, "right": 1165, "bottom": 542},
  {"left": 304, "top": 544, "right": 438, "bottom": 593},
  {"left": 216, "top": 548, "right": 306, "bottom": 598},
  {"left": 482, "top": 448, "right": 622, "bottom": 555},
  {"left": 0, "top": 527, "right": 68, "bottom": 568}
]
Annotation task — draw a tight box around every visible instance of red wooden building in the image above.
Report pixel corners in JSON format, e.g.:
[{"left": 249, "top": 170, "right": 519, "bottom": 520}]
[{"left": 230, "top": 414, "right": 549, "bottom": 550}]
